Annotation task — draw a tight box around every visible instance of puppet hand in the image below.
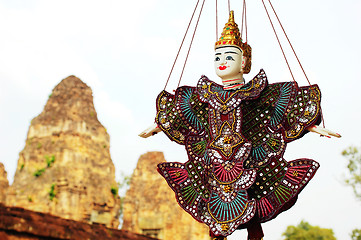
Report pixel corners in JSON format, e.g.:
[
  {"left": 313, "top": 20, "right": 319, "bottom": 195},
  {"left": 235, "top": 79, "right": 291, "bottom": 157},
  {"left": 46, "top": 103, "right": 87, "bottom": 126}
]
[
  {"left": 138, "top": 123, "right": 162, "bottom": 138},
  {"left": 307, "top": 125, "right": 341, "bottom": 138}
]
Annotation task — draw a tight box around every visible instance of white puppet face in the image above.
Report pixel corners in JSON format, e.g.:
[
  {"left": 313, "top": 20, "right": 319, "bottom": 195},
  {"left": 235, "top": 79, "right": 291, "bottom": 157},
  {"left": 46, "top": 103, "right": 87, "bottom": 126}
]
[{"left": 214, "top": 46, "right": 246, "bottom": 81}]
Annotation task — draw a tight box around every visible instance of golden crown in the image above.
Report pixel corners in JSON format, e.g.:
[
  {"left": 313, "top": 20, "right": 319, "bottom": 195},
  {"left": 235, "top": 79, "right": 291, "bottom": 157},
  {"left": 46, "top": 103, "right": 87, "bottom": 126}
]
[
  {"left": 215, "top": 11, "right": 252, "bottom": 74},
  {"left": 215, "top": 11, "right": 242, "bottom": 49}
]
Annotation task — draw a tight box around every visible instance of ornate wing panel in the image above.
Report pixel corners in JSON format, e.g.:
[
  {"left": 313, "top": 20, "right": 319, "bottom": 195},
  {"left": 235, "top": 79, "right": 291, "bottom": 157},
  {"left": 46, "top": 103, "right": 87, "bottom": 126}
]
[
  {"left": 241, "top": 82, "right": 296, "bottom": 167},
  {"left": 284, "top": 84, "right": 322, "bottom": 141},
  {"left": 156, "top": 87, "right": 209, "bottom": 145},
  {"left": 247, "top": 157, "right": 319, "bottom": 222}
]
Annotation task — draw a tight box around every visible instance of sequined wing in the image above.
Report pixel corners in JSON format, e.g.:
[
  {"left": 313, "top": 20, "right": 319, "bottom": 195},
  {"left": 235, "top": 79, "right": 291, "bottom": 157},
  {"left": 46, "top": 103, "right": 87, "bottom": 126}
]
[
  {"left": 157, "top": 157, "right": 211, "bottom": 223},
  {"left": 241, "top": 82, "right": 322, "bottom": 167},
  {"left": 248, "top": 157, "right": 319, "bottom": 222},
  {"left": 241, "top": 82, "right": 296, "bottom": 167},
  {"left": 284, "top": 84, "right": 322, "bottom": 141},
  {"left": 156, "top": 87, "right": 209, "bottom": 145}
]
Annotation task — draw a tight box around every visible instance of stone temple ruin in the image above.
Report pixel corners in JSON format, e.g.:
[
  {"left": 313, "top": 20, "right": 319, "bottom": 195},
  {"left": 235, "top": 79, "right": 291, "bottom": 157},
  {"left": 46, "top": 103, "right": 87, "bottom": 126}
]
[
  {"left": 5, "top": 76, "right": 121, "bottom": 227},
  {"left": 1, "top": 75, "right": 210, "bottom": 240}
]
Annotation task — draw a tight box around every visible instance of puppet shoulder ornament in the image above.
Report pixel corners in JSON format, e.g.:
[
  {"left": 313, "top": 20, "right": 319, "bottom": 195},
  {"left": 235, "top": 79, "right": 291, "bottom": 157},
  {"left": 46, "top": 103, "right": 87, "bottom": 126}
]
[{"left": 140, "top": 8, "right": 340, "bottom": 240}]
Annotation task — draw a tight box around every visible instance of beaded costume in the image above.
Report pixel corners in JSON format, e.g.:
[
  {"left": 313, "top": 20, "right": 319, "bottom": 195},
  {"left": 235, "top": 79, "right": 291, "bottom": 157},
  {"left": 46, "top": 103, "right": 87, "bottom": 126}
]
[{"left": 156, "top": 69, "right": 321, "bottom": 237}]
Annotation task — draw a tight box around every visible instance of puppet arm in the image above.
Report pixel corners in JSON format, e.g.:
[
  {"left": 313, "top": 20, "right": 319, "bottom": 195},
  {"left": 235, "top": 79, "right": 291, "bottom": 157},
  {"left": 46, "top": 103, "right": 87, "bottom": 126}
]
[
  {"left": 307, "top": 125, "right": 341, "bottom": 138},
  {"left": 138, "top": 123, "right": 162, "bottom": 138}
]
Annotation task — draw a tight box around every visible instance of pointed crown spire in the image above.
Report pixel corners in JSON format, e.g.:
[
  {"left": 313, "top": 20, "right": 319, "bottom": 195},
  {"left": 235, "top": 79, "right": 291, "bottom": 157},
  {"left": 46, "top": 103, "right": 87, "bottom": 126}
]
[{"left": 215, "top": 11, "right": 242, "bottom": 49}]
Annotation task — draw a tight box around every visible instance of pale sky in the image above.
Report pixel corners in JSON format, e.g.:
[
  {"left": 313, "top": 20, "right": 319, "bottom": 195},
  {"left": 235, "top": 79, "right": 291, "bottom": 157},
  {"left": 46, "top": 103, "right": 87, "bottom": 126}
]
[{"left": 0, "top": 0, "right": 360, "bottom": 239}]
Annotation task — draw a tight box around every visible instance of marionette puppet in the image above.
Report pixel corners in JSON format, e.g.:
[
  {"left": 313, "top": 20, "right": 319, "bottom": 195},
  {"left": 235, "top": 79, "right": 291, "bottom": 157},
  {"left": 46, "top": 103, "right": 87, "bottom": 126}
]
[{"left": 139, "top": 10, "right": 340, "bottom": 240}]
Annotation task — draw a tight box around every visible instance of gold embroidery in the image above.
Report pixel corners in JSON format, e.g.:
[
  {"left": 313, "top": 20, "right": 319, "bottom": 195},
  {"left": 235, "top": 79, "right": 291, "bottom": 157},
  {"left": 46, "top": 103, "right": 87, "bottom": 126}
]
[
  {"left": 223, "top": 185, "right": 233, "bottom": 193},
  {"left": 221, "top": 223, "right": 230, "bottom": 231}
]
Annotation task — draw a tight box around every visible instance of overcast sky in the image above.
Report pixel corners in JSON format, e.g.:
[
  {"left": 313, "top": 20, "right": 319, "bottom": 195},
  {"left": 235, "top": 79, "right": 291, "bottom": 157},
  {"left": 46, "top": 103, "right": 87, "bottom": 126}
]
[{"left": 1, "top": 0, "right": 361, "bottom": 239}]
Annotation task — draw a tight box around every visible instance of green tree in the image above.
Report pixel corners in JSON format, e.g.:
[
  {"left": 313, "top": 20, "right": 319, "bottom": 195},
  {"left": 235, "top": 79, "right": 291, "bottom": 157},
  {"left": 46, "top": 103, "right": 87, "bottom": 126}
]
[
  {"left": 282, "top": 220, "right": 336, "bottom": 240},
  {"left": 351, "top": 229, "right": 361, "bottom": 240},
  {"left": 117, "top": 171, "right": 131, "bottom": 226},
  {"left": 342, "top": 145, "right": 361, "bottom": 201},
  {"left": 342, "top": 144, "right": 361, "bottom": 240}
]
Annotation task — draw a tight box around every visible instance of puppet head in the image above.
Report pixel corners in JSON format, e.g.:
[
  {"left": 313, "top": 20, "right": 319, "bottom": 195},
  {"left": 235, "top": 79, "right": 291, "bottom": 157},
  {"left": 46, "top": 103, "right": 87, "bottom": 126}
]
[{"left": 214, "top": 11, "right": 251, "bottom": 88}]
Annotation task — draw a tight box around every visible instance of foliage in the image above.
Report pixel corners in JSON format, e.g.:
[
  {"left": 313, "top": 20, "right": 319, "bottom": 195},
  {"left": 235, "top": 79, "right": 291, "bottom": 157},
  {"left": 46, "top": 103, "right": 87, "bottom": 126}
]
[
  {"left": 33, "top": 155, "right": 56, "bottom": 177},
  {"left": 27, "top": 137, "right": 33, "bottom": 145},
  {"left": 282, "top": 220, "right": 336, "bottom": 240},
  {"left": 118, "top": 172, "right": 131, "bottom": 193},
  {"left": 20, "top": 164, "right": 24, "bottom": 171},
  {"left": 342, "top": 144, "right": 361, "bottom": 239},
  {"left": 117, "top": 171, "right": 132, "bottom": 226},
  {"left": 110, "top": 186, "right": 118, "bottom": 197},
  {"left": 45, "top": 155, "right": 55, "bottom": 168},
  {"left": 342, "top": 145, "right": 361, "bottom": 201},
  {"left": 28, "top": 195, "right": 33, "bottom": 202},
  {"left": 351, "top": 229, "right": 361, "bottom": 240},
  {"left": 33, "top": 168, "right": 45, "bottom": 177},
  {"left": 49, "top": 183, "right": 56, "bottom": 201}
]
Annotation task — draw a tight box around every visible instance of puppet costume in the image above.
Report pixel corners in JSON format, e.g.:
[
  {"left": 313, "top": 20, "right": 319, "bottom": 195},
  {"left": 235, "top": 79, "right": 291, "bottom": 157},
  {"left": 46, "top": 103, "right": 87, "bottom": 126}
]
[{"left": 156, "top": 69, "right": 321, "bottom": 237}]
